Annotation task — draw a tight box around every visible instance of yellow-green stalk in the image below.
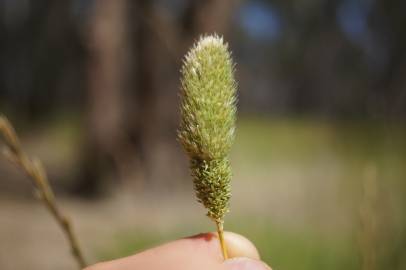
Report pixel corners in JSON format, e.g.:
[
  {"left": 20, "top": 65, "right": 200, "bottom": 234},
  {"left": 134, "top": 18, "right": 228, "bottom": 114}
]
[{"left": 178, "top": 34, "right": 237, "bottom": 260}]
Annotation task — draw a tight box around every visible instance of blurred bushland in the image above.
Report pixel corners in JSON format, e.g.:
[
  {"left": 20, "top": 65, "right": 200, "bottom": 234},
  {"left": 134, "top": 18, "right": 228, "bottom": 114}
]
[{"left": 0, "top": 1, "right": 405, "bottom": 270}]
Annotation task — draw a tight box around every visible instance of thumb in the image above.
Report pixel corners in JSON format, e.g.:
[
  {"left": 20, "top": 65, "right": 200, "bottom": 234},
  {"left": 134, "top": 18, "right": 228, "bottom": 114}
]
[
  {"left": 224, "top": 258, "right": 271, "bottom": 270},
  {"left": 222, "top": 232, "right": 271, "bottom": 270},
  {"left": 222, "top": 231, "right": 260, "bottom": 260}
]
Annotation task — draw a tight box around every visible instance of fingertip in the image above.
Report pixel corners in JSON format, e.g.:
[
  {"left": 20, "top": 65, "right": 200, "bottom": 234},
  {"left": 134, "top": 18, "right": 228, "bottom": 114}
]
[
  {"left": 224, "top": 257, "right": 271, "bottom": 270},
  {"left": 223, "top": 231, "right": 260, "bottom": 260},
  {"left": 186, "top": 231, "right": 260, "bottom": 261}
]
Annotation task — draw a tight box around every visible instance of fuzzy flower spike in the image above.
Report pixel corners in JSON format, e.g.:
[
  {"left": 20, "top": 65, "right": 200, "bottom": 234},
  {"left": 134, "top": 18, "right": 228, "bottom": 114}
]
[{"left": 178, "top": 34, "right": 237, "bottom": 260}]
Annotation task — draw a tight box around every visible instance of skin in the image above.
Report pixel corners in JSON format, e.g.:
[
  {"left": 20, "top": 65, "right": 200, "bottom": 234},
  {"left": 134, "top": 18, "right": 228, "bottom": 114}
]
[{"left": 85, "top": 232, "right": 271, "bottom": 270}]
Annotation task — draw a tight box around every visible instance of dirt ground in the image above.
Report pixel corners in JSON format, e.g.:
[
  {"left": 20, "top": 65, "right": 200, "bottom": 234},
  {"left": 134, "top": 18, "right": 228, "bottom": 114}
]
[{"left": 0, "top": 188, "right": 203, "bottom": 270}]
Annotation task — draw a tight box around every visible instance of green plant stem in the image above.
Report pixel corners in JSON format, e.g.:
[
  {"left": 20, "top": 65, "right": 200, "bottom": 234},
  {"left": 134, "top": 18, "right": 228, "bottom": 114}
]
[{"left": 216, "top": 220, "right": 228, "bottom": 260}]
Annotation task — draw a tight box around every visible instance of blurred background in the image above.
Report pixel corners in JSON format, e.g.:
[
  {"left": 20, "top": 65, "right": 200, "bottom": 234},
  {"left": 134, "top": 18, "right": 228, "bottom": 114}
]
[{"left": 0, "top": 0, "right": 405, "bottom": 269}]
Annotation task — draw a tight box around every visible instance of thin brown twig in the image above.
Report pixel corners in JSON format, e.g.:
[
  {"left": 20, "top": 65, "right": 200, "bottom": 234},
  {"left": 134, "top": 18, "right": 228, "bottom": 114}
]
[{"left": 0, "top": 115, "right": 87, "bottom": 269}]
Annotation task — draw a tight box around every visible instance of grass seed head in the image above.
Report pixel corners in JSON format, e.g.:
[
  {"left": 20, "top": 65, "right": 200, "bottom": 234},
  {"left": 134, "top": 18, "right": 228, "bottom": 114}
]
[{"left": 178, "top": 34, "right": 237, "bottom": 222}]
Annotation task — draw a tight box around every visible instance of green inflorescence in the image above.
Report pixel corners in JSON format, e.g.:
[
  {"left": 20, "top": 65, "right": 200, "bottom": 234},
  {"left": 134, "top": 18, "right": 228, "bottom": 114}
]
[{"left": 178, "top": 34, "right": 237, "bottom": 223}]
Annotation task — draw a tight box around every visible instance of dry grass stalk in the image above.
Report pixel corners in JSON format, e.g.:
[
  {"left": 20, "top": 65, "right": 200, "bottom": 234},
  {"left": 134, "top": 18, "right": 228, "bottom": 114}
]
[{"left": 0, "top": 115, "right": 86, "bottom": 269}]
